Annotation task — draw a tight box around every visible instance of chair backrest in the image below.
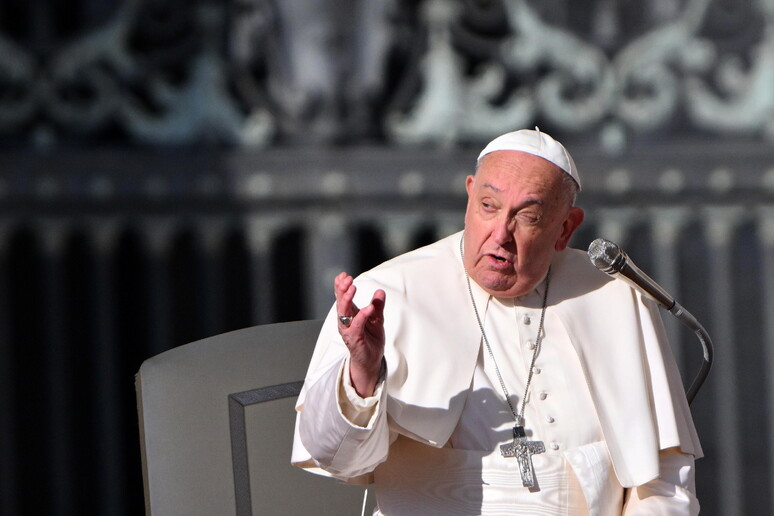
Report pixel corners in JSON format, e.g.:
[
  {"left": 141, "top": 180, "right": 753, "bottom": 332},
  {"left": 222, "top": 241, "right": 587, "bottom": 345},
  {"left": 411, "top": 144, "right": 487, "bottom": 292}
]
[{"left": 136, "top": 319, "right": 371, "bottom": 516}]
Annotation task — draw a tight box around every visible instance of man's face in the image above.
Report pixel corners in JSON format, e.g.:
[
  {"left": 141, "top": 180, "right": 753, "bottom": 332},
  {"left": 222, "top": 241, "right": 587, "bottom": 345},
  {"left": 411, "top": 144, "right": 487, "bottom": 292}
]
[{"left": 463, "top": 150, "right": 584, "bottom": 297}]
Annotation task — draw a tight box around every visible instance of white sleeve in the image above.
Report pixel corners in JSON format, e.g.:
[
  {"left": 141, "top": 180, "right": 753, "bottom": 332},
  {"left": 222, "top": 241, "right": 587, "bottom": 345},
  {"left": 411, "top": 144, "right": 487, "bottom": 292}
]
[
  {"left": 295, "top": 356, "right": 391, "bottom": 479},
  {"left": 338, "top": 355, "right": 385, "bottom": 427},
  {"left": 622, "top": 447, "right": 700, "bottom": 515}
]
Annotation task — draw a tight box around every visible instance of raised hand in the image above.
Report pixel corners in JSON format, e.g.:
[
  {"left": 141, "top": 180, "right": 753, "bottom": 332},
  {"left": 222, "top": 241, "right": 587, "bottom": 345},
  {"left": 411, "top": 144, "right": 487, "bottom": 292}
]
[{"left": 334, "top": 272, "right": 386, "bottom": 397}]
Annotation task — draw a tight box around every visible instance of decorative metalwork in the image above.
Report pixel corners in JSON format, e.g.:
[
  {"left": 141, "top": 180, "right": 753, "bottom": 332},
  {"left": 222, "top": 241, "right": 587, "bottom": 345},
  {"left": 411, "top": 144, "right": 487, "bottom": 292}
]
[
  {"left": 387, "top": 0, "right": 774, "bottom": 150},
  {"left": 0, "top": 0, "right": 770, "bottom": 148},
  {"left": 0, "top": 0, "right": 275, "bottom": 146}
]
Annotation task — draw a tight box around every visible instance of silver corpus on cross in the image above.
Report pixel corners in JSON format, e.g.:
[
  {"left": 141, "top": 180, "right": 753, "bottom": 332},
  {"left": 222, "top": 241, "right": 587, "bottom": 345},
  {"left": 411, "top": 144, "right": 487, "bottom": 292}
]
[
  {"left": 500, "top": 424, "right": 546, "bottom": 488},
  {"left": 461, "top": 236, "right": 551, "bottom": 489}
]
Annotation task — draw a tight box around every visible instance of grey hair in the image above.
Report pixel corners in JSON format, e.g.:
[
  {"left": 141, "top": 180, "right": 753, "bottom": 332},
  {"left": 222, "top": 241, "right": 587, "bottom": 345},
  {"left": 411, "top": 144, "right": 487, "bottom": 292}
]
[{"left": 561, "top": 171, "right": 580, "bottom": 207}]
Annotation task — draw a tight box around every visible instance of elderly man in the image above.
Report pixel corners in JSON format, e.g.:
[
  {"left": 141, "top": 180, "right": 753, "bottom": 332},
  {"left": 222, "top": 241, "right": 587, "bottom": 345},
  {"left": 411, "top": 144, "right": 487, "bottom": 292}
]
[{"left": 292, "top": 129, "right": 702, "bottom": 515}]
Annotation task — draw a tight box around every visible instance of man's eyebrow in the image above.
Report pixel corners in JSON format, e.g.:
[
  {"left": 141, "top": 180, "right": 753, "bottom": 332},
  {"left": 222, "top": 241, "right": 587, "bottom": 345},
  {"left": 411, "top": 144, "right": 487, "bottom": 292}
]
[
  {"left": 481, "top": 182, "right": 503, "bottom": 193},
  {"left": 481, "top": 182, "right": 543, "bottom": 206}
]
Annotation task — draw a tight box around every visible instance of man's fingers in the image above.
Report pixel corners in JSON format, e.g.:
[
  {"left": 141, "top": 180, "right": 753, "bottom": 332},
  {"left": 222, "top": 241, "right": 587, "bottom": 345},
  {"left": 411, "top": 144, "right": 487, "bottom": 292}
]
[
  {"left": 371, "top": 290, "right": 386, "bottom": 318},
  {"left": 356, "top": 289, "right": 386, "bottom": 326},
  {"left": 334, "top": 274, "right": 386, "bottom": 332},
  {"left": 334, "top": 272, "right": 358, "bottom": 324},
  {"left": 334, "top": 272, "right": 354, "bottom": 301},
  {"left": 363, "top": 290, "right": 386, "bottom": 325}
]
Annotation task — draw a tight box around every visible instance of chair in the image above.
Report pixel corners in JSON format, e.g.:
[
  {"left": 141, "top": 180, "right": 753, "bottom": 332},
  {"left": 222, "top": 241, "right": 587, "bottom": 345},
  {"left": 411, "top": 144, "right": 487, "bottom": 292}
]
[{"left": 136, "top": 319, "right": 373, "bottom": 515}]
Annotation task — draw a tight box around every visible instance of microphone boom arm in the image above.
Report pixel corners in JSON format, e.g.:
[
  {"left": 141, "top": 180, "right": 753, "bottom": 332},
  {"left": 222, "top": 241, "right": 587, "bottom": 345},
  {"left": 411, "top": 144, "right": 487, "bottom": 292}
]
[{"left": 668, "top": 301, "right": 713, "bottom": 405}]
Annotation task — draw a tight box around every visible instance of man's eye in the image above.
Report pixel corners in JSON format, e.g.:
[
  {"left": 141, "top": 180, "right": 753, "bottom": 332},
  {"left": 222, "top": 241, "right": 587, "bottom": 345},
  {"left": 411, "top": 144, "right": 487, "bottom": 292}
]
[{"left": 518, "top": 212, "right": 540, "bottom": 223}]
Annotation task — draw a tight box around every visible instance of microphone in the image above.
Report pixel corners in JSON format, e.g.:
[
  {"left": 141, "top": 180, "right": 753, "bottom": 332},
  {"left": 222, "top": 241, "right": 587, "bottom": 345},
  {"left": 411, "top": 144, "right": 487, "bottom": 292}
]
[
  {"left": 587, "top": 237, "right": 713, "bottom": 404},
  {"left": 587, "top": 238, "right": 675, "bottom": 309}
]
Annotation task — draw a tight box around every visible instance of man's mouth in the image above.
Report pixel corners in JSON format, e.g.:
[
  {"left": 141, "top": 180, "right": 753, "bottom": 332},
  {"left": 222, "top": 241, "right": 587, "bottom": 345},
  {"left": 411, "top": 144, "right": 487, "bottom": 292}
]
[{"left": 487, "top": 253, "right": 512, "bottom": 267}]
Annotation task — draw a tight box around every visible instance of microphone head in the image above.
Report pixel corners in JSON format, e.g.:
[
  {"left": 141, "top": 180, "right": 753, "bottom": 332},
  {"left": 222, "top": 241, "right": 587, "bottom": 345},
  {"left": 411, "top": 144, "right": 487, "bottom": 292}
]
[{"left": 587, "top": 238, "right": 625, "bottom": 274}]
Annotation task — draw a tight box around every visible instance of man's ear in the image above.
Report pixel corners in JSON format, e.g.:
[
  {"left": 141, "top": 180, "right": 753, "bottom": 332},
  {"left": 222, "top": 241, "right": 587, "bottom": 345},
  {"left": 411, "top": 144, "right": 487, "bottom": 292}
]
[
  {"left": 555, "top": 207, "right": 584, "bottom": 251},
  {"left": 465, "top": 174, "right": 475, "bottom": 197}
]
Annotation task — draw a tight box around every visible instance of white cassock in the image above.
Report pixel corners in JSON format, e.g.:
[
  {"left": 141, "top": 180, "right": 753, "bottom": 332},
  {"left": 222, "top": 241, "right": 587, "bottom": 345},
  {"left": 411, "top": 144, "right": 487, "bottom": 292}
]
[{"left": 292, "top": 232, "right": 703, "bottom": 515}]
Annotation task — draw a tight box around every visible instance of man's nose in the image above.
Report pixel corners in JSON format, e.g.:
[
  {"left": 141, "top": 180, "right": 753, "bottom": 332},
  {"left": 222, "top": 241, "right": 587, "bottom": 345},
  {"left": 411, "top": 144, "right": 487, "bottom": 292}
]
[{"left": 492, "top": 216, "right": 514, "bottom": 245}]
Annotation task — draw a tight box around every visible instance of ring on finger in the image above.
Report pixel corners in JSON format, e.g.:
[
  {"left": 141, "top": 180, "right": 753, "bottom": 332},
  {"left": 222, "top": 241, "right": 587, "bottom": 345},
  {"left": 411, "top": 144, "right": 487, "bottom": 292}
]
[{"left": 338, "top": 315, "right": 354, "bottom": 327}]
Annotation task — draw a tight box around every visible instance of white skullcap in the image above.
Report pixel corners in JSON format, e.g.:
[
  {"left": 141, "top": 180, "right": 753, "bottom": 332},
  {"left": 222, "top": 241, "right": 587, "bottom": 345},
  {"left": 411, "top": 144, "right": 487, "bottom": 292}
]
[{"left": 477, "top": 128, "right": 581, "bottom": 190}]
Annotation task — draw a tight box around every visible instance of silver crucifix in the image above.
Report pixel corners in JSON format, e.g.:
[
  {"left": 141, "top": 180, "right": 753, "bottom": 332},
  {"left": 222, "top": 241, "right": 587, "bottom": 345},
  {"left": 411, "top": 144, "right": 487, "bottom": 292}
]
[{"left": 500, "top": 426, "right": 545, "bottom": 488}]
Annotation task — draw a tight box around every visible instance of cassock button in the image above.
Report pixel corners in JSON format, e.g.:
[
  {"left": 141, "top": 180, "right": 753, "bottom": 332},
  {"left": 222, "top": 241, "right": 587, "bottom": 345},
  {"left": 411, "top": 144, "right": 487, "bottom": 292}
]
[
  {"left": 550, "top": 442, "right": 560, "bottom": 451},
  {"left": 532, "top": 367, "right": 542, "bottom": 374},
  {"left": 539, "top": 391, "right": 548, "bottom": 400},
  {"left": 522, "top": 314, "right": 531, "bottom": 325},
  {"left": 527, "top": 340, "right": 536, "bottom": 350},
  {"left": 546, "top": 415, "right": 555, "bottom": 423}
]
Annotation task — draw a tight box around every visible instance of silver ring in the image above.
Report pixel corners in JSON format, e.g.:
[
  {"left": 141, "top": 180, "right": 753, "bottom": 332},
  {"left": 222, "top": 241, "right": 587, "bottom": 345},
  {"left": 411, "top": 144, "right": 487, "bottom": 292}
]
[{"left": 338, "top": 316, "right": 354, "bottom": 327}]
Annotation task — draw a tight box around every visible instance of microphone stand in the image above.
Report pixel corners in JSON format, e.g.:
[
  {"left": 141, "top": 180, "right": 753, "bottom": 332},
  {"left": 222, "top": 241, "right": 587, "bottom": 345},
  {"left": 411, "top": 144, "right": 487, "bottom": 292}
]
[{"left": 667, "top": 301, "right": 713, "bottom": 405}]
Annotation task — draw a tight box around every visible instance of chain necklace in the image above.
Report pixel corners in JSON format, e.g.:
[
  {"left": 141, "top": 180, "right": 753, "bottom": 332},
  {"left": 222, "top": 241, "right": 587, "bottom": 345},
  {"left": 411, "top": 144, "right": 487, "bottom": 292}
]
[{"left": 460, "top": 236, "right": 551, "bottom": 488}]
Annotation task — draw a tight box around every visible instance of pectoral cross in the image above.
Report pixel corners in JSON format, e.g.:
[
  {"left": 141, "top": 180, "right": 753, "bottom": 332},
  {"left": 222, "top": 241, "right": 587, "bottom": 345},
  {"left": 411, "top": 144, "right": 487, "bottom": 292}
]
[{"left": 499, "top": 425, "right": 545, "bottom": 488}]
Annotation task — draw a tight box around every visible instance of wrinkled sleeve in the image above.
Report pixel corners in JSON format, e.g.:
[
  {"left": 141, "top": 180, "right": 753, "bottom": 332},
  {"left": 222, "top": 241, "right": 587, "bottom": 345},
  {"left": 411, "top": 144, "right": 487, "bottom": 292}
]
[
  {"left": 622, "top": 447, "right": 699, "bottom": 515},
  {"left": 293, "top": 352, "right": 391, "bottom": 480}
]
